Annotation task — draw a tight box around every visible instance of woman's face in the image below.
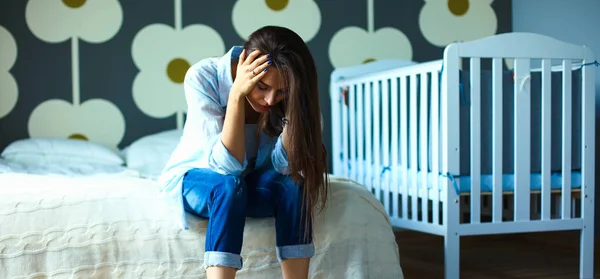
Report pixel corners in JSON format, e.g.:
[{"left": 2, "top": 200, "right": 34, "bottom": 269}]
[{"left": 246, "top": 68, "right": 286, "bottom": 113}]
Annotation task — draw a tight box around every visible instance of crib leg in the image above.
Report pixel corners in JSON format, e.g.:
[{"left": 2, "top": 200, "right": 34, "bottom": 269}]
[
  {"left": 580, "top": 219, "right": 594, "bottom": 278},
  {"left": 444, "top": 233, "right": 460, "bottom": 279}
]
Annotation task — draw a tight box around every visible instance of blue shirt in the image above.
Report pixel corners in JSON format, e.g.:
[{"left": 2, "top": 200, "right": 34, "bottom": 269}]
[{"left": 158, "top": 46, "right": 290, "bottom": 229}]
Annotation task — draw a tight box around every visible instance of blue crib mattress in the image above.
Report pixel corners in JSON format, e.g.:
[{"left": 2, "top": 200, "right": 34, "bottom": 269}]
[
  {"left": 448, "top": 171, "right": 581, "bottom": 193},
  {"left": 346, "top": 161, "right": 582, "bottom": 194}
]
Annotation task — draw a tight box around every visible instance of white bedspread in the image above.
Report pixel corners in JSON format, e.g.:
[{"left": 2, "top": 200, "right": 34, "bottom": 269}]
[
  {"left": 0, "top": 172, "right": 403, "bottom": 278},
  {"left": 0, "top": 159, "right": 139, "bottom": 177}
]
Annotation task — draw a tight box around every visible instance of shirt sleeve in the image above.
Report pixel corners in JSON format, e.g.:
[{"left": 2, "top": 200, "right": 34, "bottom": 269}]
[
  {"left": 270, "top": 134, "right": 290, "bottom": 175},
  {"left": 183, "top": 66, "right": 247, "bottom": 176}
]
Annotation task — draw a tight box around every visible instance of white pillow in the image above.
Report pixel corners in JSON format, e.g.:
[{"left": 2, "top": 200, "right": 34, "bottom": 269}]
[
  {"left": 1, "top": 138, "right": 124, "bottom": 166},
  {"left": 123, "top": 129, "right": 182, "bottom": 179}
]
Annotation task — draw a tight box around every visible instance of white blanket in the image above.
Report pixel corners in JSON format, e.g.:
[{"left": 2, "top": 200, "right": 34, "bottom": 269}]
[
  {"left": 0, "top": 159, "right": 139, "bottom": 177},
  {"left": 0, "top": 172, "right": 403, "bottom": 278}
]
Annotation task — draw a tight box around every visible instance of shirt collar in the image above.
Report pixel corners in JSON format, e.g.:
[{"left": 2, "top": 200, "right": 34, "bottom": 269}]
[{"left": 217, "top": 46, "right": 243, "bottom": 105}]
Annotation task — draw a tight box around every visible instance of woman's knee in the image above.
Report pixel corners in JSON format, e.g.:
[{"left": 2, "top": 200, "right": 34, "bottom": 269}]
[
  {"left": 212, "top": 174, "right": 247, "bottom": 204},
  {"left": 275, "top": 174, "right": 304, "bottom": 198},
  {"left": 183, "top": 169, "right": 247, "bottom": 216}
]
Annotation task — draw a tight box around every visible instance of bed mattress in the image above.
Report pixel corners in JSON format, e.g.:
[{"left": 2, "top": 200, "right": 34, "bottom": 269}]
[{"left": 0, "top": 171, "right": 403, "bottom": 278}]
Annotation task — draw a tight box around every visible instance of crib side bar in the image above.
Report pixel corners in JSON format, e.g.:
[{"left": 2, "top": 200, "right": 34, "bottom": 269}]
[
  {"left": 541, "top": 59, "right": 552, "bottom": 221},
  {"left": 455, "top": 32, "right": 586, "bottom": 60},
  {"left": 330, "top": 82, "right": 342, "bottom": 176},
  {"left": 513, "top": 58, "right": 531, "bottom": 222},
  {"left": 410, "top": 74, "right": 419, "bottom": 221},
  {"left": 420, "top": 72, "right": 430, "bottom": 223},
  {"left": 442, "top": 45, "right": 461, "bottom": 226},
  {"left": 431, "top": 71, "right": 440, "bottom": 225},
  {"left": 580, "top": 46, "right": 595, "bottom": 279},
  {"left": 382, "top": 79, "right": 391, "bottom": 214},
  {"left": 374, "top": 81, "right": 382, "bottom": 201},
  {"left": 470, "top": 58, "right": 482, "bottom": 224},
  {"left": 492, "top": 58, "right": 503, "bottom": 223},
  {"left": 357, "top": 84, "right": 365, "bottom": 186},
  {"left": 365, "top": 82, "right": 373, "bottom": 194},
  {"left": 561, "top": 59, "right": 572, "bottom": 219},
  {"left": 442, "top": 43, "right": 461, "bottom": 278},
  {"left": 342, "top": 86, "right": 349, "bottom": 178},
  {"left": 336, "top": 60, "right": 443, "bottom": 88},
  {"left": 400, "top": 76, "right": 409, "bottom": 220},
  {"left": 349, "top": 85, "right": 357, "bottom": 182},
  {"left": 390, "top": 77, "right": 399, "bottom": 219}
]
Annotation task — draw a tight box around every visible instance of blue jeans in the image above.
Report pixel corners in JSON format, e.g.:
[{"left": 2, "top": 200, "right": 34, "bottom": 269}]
[{"left": 182, "top": 167, "right": 314, "bottom": 270}]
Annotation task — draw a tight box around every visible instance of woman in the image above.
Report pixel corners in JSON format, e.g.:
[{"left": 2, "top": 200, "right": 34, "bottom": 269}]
[{"left": 158, "top": 26, "right": 329, "bottom": 279}]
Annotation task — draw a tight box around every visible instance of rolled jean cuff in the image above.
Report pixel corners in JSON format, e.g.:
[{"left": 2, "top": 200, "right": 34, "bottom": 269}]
[
  {"left": 204, "top": 251, "right": 243, "bottom": 270},
  {"left": 276, "top": 243, "right": 315, "bottom": 262}
]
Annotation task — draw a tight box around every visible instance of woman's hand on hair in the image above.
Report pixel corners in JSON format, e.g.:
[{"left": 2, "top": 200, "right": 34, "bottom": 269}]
[{"left": 230, "top": 49, "right": 271, "bottom": 100}]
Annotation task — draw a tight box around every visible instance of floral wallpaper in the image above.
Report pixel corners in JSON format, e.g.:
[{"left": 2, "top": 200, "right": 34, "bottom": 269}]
[{"left": 0, "top": 0, "right": 512, "bottom": 154}]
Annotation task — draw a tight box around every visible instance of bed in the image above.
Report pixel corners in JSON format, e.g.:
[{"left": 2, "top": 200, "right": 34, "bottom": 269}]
[
  {"left": 0, "top": 137, "right": 404, "bottom": 278},
  {"left": 329, "top": 32, "right": 596, "bottom": 279}
]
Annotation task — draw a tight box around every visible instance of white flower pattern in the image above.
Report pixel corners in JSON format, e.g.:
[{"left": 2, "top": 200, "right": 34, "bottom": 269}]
[
  {"left": 419, "top": 0, "right": 498, "bottom": 47},
  {"left": 28, "top": 99, "right": 126, "bottom": 150},
  {"left": 329, "top": 27, "right": 413, "bottom": 69},
  {"left": 232, "top": 0, "right": 321, "bottom": 42},
  {"left": 131, "top": 0, "right": 225, "bottom": 128},
  {"left": 0, "top": 26, "right": 18, "bottom": 119},
  {"left": 25, "top": 0, "right": 123, "bottom": 43},
  {"left": 328, "top": 0, "right": 412, "bottom": 68},
  {"left": 25, "top": 0, "right": 126, "bottom": 149}
]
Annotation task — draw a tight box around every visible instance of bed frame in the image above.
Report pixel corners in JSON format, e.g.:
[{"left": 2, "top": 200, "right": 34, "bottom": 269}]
[{"left": 329, "top": 32, "right": 595, "bottom": 279}]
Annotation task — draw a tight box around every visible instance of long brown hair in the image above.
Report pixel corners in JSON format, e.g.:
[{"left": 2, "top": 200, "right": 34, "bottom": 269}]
[{"left": 243, "top": 26, "right": 329, "bottom": 238}]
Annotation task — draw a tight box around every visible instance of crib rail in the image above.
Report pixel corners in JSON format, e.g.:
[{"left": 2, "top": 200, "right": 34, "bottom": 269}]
[
  {"left": 330, "top": 35, "right": 594, "bottom": 227},
  {"left": 445, "top": 33, "right": 595, "bottom": 230},
  {"left": 332, "top": 60, "right": 446, "bottom": 234}
]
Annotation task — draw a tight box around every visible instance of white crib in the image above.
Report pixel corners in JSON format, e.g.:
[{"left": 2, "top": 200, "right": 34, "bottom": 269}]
[{"left": 329, "top": 32, "right": 596, "bottom": 279}]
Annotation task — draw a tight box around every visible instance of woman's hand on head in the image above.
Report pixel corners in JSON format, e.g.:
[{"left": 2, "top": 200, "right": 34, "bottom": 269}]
[{"left": 231, "top": 49, "right": 271, "bottom": 100}]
